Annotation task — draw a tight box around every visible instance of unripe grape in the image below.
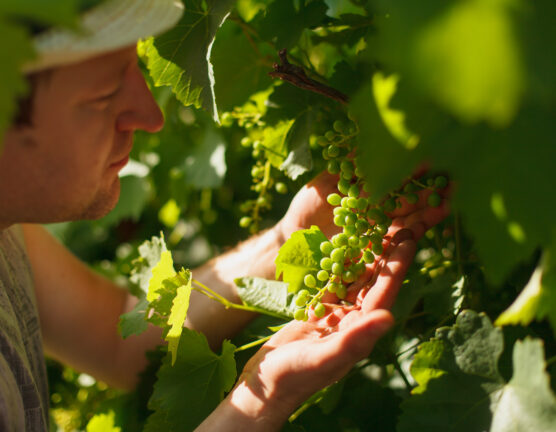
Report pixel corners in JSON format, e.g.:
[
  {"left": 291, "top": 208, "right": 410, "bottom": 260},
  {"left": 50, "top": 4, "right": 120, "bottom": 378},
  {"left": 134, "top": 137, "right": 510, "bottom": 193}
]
[
  {"left": 304, "top": 274, "right": 316, "bottom": 288},
  {"left": 427, "top": 192, "right": 442, "bottom": 207},
  {"left": 320, "top": 241, "right": 333, "bottom": 255},
  {"left": 331, "top": 248, "right": 345, "bottom": 263},
  {"left": 357, "top": 198, "right": 368, "bottom": 210},
  {"left": 317, "top": 270, "right": 329, "bottom": 281},
  {"left": 405, "top": 193, "right": 419, "bottom": 204},
  {"left": 341, "top": 197, "right": 350, "bottom": 208},
  {"left": 320, "top": 257, "right": 333, "bottom": 271},
  {"left": 333, "top": 120, "right": 346, "bottom": 133},
  {"left": 327, "top": 144, "right": 340, "bottom": 158},
  {"left": 333, "top": 215, "right": 345, "bottom": 227},
  {"left": 340, "top": 160, "right": 353, "bottom": 173},
  {"left": 342, "top": 170, "right": 353, "bottom": 181},
  {"left": 375, "top": 224, "right": 388, "bottom": 236},
  {"left": 372, "top": 242, "right": 384, "bottom": 255},
  {"left": 295, "top": 294, "right": 308, "bottom": 307},
  {"left": 294, "top": 308, "right": 306, "bottom": 321},
  {"left": 348, "top": 235, "right": 359, "bottom": 247},
  {"left": 241, "top": 137, "right": 252, "bottom": 147},
  {"left": 239, "top": 216, "right": 252, "bottom": 228},
  {"left": 253, "top": 140, "right": 263, "bottom": 150},
  {"left": 327, "top": 193, "right": 342, "bottom": 206},
  {"left": 363, "top": 250, "right": 375, "bottom": 263},
  {"left": 327, "top": 160, "right": 340, "bottom": 174},
  {"left": 345, "top": 212, "right": 357, "bottom": 225},
  {"left": 327, "top": 282, "right": 339, "bottom": 293},
  {"left": 314, "top": 302, "right": 326, "bottom": 318},
  {"left": 355, "top": 219, "right": 370, "bottom": 233},
  {"left": 316, "top": 136, "right": 328, "bottom": 147},
  {"left": 338, "top": 179, "right": 350, "bottom": 195},
  {"left": 347, "top": 247, "right": 361, "bottom": 259},
  {"left": 332, "top": 262, "right": 343, "bottom": 275},
  {"left": 333, "top": 233, "right": 348, "bottom": 247},
  {"left": 367, "top": 208, "right": 386, "bottom": 224},
  {"left": 325, "top": 130, "right": 335, "bottom": 141},
  {"left": 353, "top": 262, "right": 366, "bottom": 276},
  {"left": 427, "top": 178, "right": 434, "bottom": 186},
  {"left": 336, "top": 284, "right": 347, "bottom": 299},
  {"left": 322, "top": 147, "right": 331, "bottom": 160},
  {"left": 358, "top": 236, "right": 370, "bottom": 249},
  {"left": 220, "top": 112, "right": 233, "bottom": 127},
  {"left": 348, "top": 185, "right": 359, "bottom": 198},
  {"left": 434, "top": 176, "right": 448, "bottom": 189},
  {"left": 344, "top": 225, "right": 356, "bottom": 236},
  {"left": 333, "top": 207, "right": 345, "bottom": 216},
  {"left": 404, "top": 182, "right": 417, "bottom": 193},
  {"left": 347, "top": 197, "right": 358, "bottom": 208},
  {"left": 383, "top": 198, "right": 397, "bottom": 213},
  {"left": 343, "top": 270, "right": 356, "bottom": 283},
  {"left": 275, "top": 182, "right": 288, "bottom": 194},
  {"left": 370, "top": 232, "right": 383, "bottom": 245}
]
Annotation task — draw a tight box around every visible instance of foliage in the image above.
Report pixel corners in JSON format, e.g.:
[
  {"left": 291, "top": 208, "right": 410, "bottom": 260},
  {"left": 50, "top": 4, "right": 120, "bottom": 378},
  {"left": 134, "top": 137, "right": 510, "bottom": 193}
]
[{"left": 2, "top": 0, "right": 556, "bottom": 431}]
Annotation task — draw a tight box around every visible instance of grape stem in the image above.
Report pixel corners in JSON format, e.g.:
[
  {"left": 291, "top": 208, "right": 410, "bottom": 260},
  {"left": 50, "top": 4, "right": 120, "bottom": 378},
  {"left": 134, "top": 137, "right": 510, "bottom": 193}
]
[{"left": 234, "top": 334, "right": 273, "bottom": 353}]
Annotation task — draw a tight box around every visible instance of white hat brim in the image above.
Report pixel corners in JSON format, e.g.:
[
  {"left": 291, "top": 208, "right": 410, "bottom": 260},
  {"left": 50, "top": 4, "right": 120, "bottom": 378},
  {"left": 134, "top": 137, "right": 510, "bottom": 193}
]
[{"left": 24, "top": 0, "right": 184, "bottom": 73}]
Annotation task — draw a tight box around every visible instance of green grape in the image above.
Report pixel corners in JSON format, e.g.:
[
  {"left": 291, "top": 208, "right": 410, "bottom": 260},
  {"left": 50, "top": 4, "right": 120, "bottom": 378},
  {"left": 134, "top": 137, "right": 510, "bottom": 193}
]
[
  {"left": 294, "top": 308, "right": 306, "bottom": 321},
  {"left": 336, "top": 284, "right": 347, "bottom": 299},
  {"left": 327, "top": 160, "right": 340, "bottom": 174},
  {"left": 343, "top": 270, "right": 356, "bottom": 283},
  {"left": 314, "top": 302, "right": 326, "bottom": 318},
  {"left": 375, "top": 224, "right": 388, "bottom": 236},
  {"left": 370, "top": 232, "right": 383, "bottom": 245},
  {"left": 221, "top": 112, "right": 233, "bottom": 127},
  {"left": 403, "top": 182, "right": 417, "bottom": 193},
  {"left": 295, "top": 293, "right": 308, "bottom": 307},
  {"left": 347, "top": 197, "right": 358, "bottom": 208},
  {"left": 322, "top": 147, "right": 331, "bottom": 160},
  {"left": 275, "top": 182, "right": 288, "bottom": 194},
  {"left": 341, "top": 170, "right": 353, "bottom": 181},
  {"left": 344, "top": 225, "right": 356, "bottom": 236},
  {"left": 325, "top": 130, "right": 335, "bottom": 141},
  {"left": 331, "top": 248, "right": 345, "bottom": 263},
  {"left": 348, "top": 184, "right": 359, "bottom": 198},
  {"left": 332, "top": 262, "right": 343, "bottom": 275},
  {"left": 333, "top": 207, "right": 346, "bottom": 216},
  {"left": 363, "top": 249, "right": 375, "bottom": 263},
  {"left": 241, "top": 137, "right": 252, "bottom": 147},
  {"left": 333, "top": 215, "right": 345, "bottom": 226},
  {"left": 304, "top": 274, "right": 316, "bottom": 288},
  {"left": 327, "top": 144, "right": 340, "bottom": 158},
  {"left": 316, "top": 136, "right": 328, "bottom": 147},
  {"left": 367, "top": 208, "right": 386, "bottom": 224},
  {"left": 317, "top": 270, "right": 329, "bottom": 281},
  {"left": 362, "top": 182, "right": 372, "bottom": 193},
  {"left": 357, "top": 197, "right": 368, "bottom": 210},
  {"left": 427, "top": 178, "right": 434, "bottom": 186},
  {"left": 347, "top": 247, "right": 360, "bottom": 259},
  {"left": 327, "top": 282, "right": 339, "bottom": 293},
  {"left": 427, "top": 192, "right": 442, "bottom": 207},
  {"left": 358, "top": 236, "right": 370, "bottom": 249},
  {"left": 320, "top": 241, "right": 333, "bottom": 255},
  {"left": 405, "top": 193, "right": 419, "bottom": 204},
  {"left": 353, "top": 262, "right": 366, "bottom": 276},
  {"left": 253, "top": 140, "right": 263, "bottom": 150},
  {"left": 333, "top": 120, "right": 346, "bottom": 133},
  {"left": 332, "top": 233, "right": 348, "bottom": 247},
  {"left": 341, "top": 197, "right": 350, "bottom": 208},
  {"left": 345, "top": 212, "right": 357, "bottom": 225},
  {"left": 383, "top": 198, "right": 397, "bottom": 212},
  {"left": 340, "top": 160, "right": 353, "bottom": 173},
  {"left": 348, "top": 235, "right": 359, "bottom": 247},
  {"left": 355, "top": 219, "right": 369, "bottom": 233},
  {"left": 338, "top": 179, "right": 350, "bottom": 195},
  {"left": 320, "top": 257, "right": 333, "bottom": 271},
  {"left": 327, "top": 193, "right": 342, "bottom": 206},
  {"left": 239, "top": 216, "right": 252, "bottom": 228},
  {"left": 434, "top": 176, "right": 448, "bottom": 189},
  {"left": 372, "top": 242, "right": 384, "bottom": 255}
]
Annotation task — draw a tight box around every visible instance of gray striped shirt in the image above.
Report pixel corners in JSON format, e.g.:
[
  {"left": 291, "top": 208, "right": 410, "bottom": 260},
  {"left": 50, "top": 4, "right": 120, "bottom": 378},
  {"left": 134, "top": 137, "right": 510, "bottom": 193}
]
[{"left": 0, "top": 226, "right": 49, "bottom": 432}]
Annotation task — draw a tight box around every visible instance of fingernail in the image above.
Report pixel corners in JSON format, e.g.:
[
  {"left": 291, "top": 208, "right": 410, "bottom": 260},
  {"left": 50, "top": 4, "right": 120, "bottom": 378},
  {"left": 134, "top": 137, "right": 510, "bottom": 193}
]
[{"left": 390, "top": 228, "right": 414, "bottom": 246}]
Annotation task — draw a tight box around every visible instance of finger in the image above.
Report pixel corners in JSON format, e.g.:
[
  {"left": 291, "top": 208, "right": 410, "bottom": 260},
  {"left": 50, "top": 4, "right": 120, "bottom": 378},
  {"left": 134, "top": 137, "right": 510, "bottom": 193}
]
[{"left": 360, "top": 236, "right": 417, "bottom": 312}]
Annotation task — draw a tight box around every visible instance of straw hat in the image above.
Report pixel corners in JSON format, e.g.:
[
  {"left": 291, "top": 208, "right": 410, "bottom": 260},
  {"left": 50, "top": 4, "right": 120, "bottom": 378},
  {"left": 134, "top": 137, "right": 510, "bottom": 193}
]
[{"left": 23, "top": 0, "right": 184, "bottom": 73}]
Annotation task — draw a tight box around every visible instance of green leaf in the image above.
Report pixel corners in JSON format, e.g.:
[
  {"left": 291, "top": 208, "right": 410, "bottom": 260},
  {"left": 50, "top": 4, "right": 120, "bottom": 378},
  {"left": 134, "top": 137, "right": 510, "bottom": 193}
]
[
  {"left": 235, "top": 276, "right": 296, "bottom": 319},
  {"left": 375, "top": 0, "right": 526, "bottom": 127},
  {"left": 182, "top": 127, "right": 227, "bottom": 189},
  {"left": 147, "top": 250, "right": 176, "bottom": 302},
  {"left": 85, "top": 410, "right": 120, "bottom": 432},
  {"left": 255, "top": 0, "right": 329, "bottom": 49},
  {"left": 490, "top": 338, "right": 556, "bottom": 432},
  {"left": 496, "top": 237, "right": 556, "bottom": 333},
  {"left": 263, "top": 119, "right": 294, "bottom": 169},
  {"left": 166, "top": 270, "right": 193, "bottom": 365},
  {"left": 142, "top": 0, "right": 235, "bottom": 121},
  {"left": 129, "top": 235, "right": 169, "bottom": 294},
  {"left": 280, "top": 109, "right": 315, "bottom": 180},
  {"left": 275, "top": 226, "right": 328, "bottom": 293},
  {"left": 145, "top": 330, "right": 237, "bottom": 432},
  {"left": 118, "top": 297, "right": 149, "bottom": 339},
  {"left": 398, "top": 310, "right": 505, "bottom": 432}
]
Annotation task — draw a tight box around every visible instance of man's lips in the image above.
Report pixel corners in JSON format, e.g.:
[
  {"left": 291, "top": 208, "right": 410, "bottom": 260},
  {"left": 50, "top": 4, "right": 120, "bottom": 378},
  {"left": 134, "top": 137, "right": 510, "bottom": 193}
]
[{"left": 109, "top": 155, "right": 130, "bottom": 170}]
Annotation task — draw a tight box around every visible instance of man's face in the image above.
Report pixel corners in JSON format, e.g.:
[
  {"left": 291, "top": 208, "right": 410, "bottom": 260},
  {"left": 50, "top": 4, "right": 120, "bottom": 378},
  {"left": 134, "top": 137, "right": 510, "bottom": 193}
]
[{"left": 0, "top": 46, "right": 163, "bottom": 226}]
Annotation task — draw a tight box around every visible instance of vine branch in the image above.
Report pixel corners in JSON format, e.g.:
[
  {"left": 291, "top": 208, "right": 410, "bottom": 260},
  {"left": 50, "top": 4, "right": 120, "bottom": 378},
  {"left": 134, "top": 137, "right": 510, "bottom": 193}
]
[{"left": 269, "top": 49, "right": 349, "bottom": 104}]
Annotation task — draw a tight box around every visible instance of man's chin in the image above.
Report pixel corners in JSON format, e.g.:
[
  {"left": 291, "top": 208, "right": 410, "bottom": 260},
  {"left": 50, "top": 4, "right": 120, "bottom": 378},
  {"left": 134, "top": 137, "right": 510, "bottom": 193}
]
[{"left": 80, "top": 179, "right": 121, "bottom": 221}]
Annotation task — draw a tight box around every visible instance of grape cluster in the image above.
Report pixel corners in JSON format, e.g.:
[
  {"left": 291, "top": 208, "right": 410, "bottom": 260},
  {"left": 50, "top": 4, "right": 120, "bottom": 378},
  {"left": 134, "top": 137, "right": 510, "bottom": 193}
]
[{"left": 293, "top": 118, "right": 447, "bottom": 321}]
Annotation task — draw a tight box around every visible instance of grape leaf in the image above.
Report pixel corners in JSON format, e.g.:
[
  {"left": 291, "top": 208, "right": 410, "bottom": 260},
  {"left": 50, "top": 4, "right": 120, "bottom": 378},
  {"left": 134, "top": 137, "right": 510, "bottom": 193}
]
[
  {"left": 182, "top": 127, "right": 227, "bottom": 189},
  {"left": 145, "top": 330, "right": 237, "bottom": 432},
  {"left": 166, "top": 270, "right": 193, "bottom": 365},
  {"left": 263, "top": 119, "right": 294, "bottom": 169},
  {"left": 275, "top": 226, "right": 328, "bottom": 293},
  {"left": 129, "top": 235, "right": 169, "bottom": 294},
  {"left": 496, "top": 236, "right": 556, "bottom": 334},
  {"left": 235, "top": 276, "right": 296, "bottom": 319},
  {"left": 147, "top": 250, "right": 176, "bottom": 302},
  {"left": 141, "top": 0, "right": 235, "bottom": 122},
  {"left": 490, "top": 338, "right": 556, "bottom": 432},
  {"left": 398, "top": 310, "right": 504, "bottom": 432},
  {"left": 374, "top": 0, "right": 526, "bottom": 127},
  {"left": 280, "top": 109, "right": 315, "bottom": 180},
  {"left": 254, "top": 0, "right": 329, "bottom": 49},
  {"left": 85, "top": 410, "right": 120, "bottom": 432},
  {"left": 118, "top": 297, "right": 149, "bottom": 339}
]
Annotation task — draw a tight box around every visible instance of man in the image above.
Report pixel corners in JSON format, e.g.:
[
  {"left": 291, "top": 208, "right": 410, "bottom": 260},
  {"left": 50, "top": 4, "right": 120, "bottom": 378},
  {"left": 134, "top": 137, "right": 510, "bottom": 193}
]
[{"left": 0, "top": 1, "right": 448, "bottom": 430}]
